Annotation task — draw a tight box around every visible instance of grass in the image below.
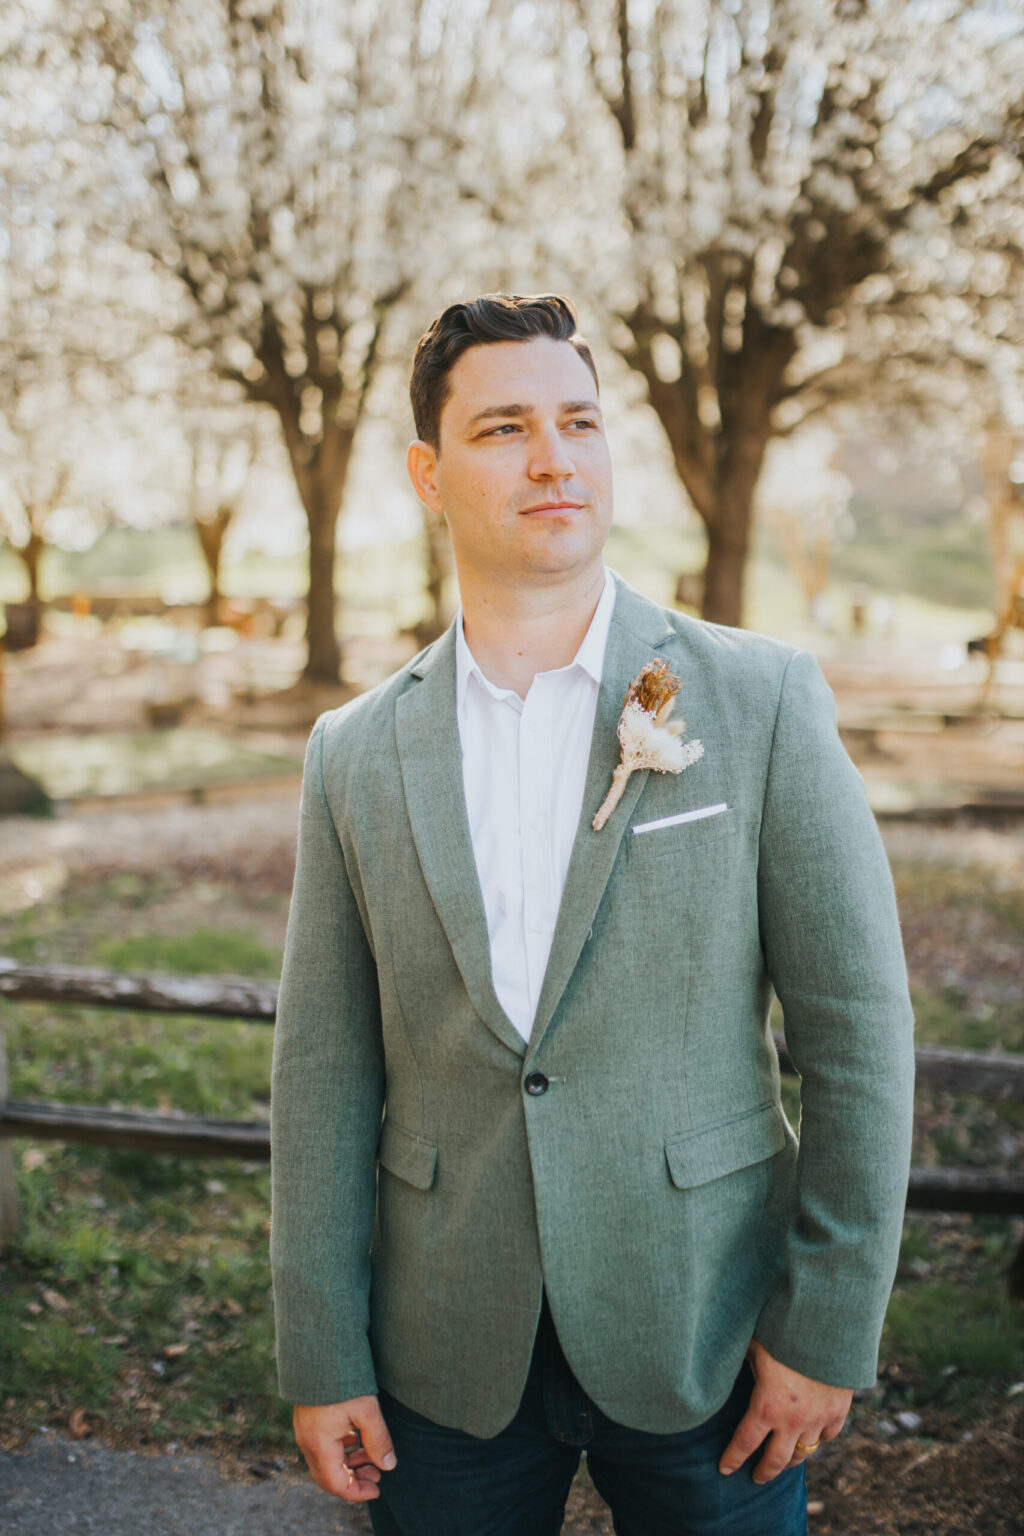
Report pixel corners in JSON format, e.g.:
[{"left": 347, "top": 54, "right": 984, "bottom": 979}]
[
  {"left": 1, "top": 856, "right": 1022, "bottom": 1452},
  {"left": 0, "top": 880, "right": 288, "bottom": 1449},
  {"left": 97, "top": 927, "right": 282, "bottom": 979},
  {"left": 885, "top": 1215, "right": 1024, "bottom": 1406},
  {"left": 0, "top": 1146, "right": 289, "bottom": 1446}
]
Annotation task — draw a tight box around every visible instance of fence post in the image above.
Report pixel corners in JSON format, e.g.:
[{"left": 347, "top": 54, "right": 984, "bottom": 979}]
[{"left": 0, "top": 1006, "right": 19, "bottom": 1246}]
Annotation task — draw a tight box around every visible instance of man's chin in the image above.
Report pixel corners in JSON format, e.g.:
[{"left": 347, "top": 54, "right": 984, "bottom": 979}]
[{"left": 515, "top": 546, "right": 608, "bottom": 581}]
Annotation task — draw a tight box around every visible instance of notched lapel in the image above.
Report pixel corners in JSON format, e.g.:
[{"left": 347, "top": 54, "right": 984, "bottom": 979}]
[
  {"left": 396, "top": 630, "right": 525, "bottom": 1058},
  {"left": 529, "top": 586, "right": 678, "bottom": 1051}
]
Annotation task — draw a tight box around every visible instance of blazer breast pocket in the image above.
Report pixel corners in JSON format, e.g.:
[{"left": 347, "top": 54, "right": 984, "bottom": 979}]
[{"left": 628, "top": 804, "right": 738, "bottom": 864}]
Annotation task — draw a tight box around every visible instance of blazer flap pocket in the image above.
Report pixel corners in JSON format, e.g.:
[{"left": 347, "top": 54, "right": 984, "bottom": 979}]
[
  {"left": 378, "top": 1119, "right": 438, "bottom": 1190},
  {"left": 665, "top": 1102, "right": 786, "bottom": 1190}
]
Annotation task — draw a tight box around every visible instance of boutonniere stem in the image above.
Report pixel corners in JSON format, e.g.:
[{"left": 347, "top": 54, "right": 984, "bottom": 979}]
[{"left": 592, "top": 659, "right": 704, "bottom": 831}]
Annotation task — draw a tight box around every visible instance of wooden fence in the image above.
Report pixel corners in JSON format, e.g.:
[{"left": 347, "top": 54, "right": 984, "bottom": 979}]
[{"left": 2, "top": 957, "right": 1023, "bottom": 1274}]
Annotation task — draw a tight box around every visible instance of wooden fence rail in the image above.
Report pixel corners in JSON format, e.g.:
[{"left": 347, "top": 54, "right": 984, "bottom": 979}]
[{"left": 2, "top": 959, "right": 1023, "bottom": 1266}]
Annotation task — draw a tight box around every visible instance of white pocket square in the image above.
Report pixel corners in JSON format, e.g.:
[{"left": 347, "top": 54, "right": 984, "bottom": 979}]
[{"left": 631, "top": 803, "right": 729, "bottom": 836}]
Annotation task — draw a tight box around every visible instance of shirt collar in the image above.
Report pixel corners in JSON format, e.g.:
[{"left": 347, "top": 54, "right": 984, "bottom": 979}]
[{"left": 455, "top": 567, "right": 616, "bottom": 709}]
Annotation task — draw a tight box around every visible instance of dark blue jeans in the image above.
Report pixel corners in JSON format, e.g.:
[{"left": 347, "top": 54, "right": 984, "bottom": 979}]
[{"left": 368, "top": 1301, "right": 807, "bottom": 1536}]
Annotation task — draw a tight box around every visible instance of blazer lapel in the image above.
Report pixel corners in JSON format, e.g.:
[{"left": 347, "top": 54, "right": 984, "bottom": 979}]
[
  {"left": 528, "top": 579, "right": 677, "bottom": 1052},
  {"left": 395, "top": 626, "right": 526, "bottom": 1058}
]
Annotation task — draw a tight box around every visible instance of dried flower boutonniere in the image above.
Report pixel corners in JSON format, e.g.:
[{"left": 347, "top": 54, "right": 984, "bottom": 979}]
[{"left": 592, "top": 658, "right": 704, "bottom": 831}]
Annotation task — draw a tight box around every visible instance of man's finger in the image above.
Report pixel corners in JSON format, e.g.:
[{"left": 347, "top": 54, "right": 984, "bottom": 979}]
[
  {"left": 752, "top": 1428, "right": 800, "bottom": 1484},
  {"left": 345, "top": 1446, "right": 377, "bottom": 1471},
  {"left": 350, "top": 1398, "right": 398, "bottom": 1472},
  {"left": 718, "top": 1406, "right": 770, "bottom": 1475}
]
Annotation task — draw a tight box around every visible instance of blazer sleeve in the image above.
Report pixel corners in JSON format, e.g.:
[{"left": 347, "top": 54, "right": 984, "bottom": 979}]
[
  {"left": 270, "top": 714, "right": 385, "bottom": 1405},
  {"left": 753, "top": 650, "right": 915, "bottom": 1388}
]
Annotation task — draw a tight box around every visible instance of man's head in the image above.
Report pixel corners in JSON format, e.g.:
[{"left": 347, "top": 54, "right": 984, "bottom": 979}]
[
  {"left": 406, "top": 295, "right": 613, "bottom": 595},
  {"left": 410, "top": 294, "right": 599, "bottom": 453}
]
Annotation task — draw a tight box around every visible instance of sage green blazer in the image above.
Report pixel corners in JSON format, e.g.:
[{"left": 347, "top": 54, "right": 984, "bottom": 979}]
[{"left": 270, "top": 574, "right": 914, "bottom": 1438}]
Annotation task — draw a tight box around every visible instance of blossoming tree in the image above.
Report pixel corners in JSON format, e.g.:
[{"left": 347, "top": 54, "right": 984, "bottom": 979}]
[
  {"left": 564, "top": 0, "right": 1024, "bottom": 623},
  {"left": 66, "top": 0, "right": 487, "bottom": 680}
]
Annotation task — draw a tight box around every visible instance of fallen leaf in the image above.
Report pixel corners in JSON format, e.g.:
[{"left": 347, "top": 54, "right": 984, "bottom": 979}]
[
  {"left": 222, "top": 1298, "right": 244, "bottom": 1316},
  {"left": 163, "top": 1343, "right": 189, "bottom": 1358},
  {"left": 67, "top": 1409, "right": 90, "bottom": 1440},
  {"left": 21, "top": 1149, "right": 47, "bottom": 1172},
  {"left": 807, "top": 1501, "right": 825, "bottom": 1518},
  {"left": 40, "top": 1288, "right": 70, "bottom": 1313},
  {"left": 25, "top": 1302, "right": 42, "bottom": 1317}
]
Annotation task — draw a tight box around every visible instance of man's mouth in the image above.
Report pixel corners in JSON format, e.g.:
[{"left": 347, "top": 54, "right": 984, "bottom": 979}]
[{"left": 519, "top": 500, "right": 585, "bottom": 516}]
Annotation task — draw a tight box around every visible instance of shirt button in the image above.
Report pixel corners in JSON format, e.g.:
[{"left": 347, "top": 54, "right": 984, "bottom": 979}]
[{"left": 524, "top": 1072, "right": 549, "bottom": 1096}]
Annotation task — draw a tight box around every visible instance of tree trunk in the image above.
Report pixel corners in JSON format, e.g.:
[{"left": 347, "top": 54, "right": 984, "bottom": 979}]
[
  {"left": 416, "top": 512, "right": 454, "bottom": 644},
  {"left": 269, "top": 412, "right": 352, "bottom": 686},
  {"left": 701, "top": 513, "right": 750, "bottom": 627},
  {"left": 13, "top": 532, "right": 43, "bottom": 605},
  {"left": 195, "top": 507, "right": 232, "bottom": 629},
  {"left": 303, "top": 486, "right": 343, "bottom": 683},
  {"left": 620, "top": 302, "right": 789, "bottom": 635}
]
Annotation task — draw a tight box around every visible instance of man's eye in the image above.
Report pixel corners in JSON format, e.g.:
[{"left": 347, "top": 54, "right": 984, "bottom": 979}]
[
  {"left": 484, "top": 423, "right": 520, "bottom": 436},
  {"left": 569, "top": 419, "right": 597, "bottom": 430}
]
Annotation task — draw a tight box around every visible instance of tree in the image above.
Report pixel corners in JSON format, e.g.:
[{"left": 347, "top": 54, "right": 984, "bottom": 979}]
[
  {"left": 179, "top": 409, "right": 268, "bottom": 627},
  {"left": 61, "top": 0, "right": 487, "bottom": 681},
  {"left": 564, "top": 0, "right": 1024, "bottom": 624},
  {"left": 0, "top": 10, "right": 186, "bottom": 616}
]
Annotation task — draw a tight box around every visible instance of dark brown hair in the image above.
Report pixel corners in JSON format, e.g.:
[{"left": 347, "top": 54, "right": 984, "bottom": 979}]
[{"left": 410, "top": 293, "right": 599, "bottom": 450}]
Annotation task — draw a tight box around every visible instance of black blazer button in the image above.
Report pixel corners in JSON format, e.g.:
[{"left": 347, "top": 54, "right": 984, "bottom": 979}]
[{"left": 524, "top": 1072, "right": 549, "bottom": 1096}]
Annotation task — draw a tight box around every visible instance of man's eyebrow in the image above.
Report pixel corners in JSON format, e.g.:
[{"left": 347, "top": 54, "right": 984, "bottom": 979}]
[{"left": 466, "top": 399, "right": 602, "bottom": 426}]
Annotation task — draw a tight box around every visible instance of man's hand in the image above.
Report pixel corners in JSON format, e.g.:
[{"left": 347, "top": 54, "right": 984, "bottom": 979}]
[
  {"left": 293, "top": 1396, "right": 396, "bottom": 1503},
  {"left": 718, "top": 1339, "right": 852, "bottom": 1484}
]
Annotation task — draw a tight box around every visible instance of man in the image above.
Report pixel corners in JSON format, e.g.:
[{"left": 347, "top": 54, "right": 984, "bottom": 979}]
[{"left": 270, "top": 293, "right": 915, "bottom": 1536}]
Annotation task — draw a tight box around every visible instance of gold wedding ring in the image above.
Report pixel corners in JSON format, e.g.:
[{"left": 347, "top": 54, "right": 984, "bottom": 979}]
[{"left": 795, "top": 1438, "right": 821, "bottom": 1454}]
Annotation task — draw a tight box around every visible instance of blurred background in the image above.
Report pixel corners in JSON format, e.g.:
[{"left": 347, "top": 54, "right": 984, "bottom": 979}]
[{"left": 1, "top": 3, "right": 1023, "bottom": 1533}]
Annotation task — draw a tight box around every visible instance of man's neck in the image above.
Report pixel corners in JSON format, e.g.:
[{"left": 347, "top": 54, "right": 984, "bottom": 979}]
[{"left": 459, "top": 564, "right": 608, "bottom": 699}]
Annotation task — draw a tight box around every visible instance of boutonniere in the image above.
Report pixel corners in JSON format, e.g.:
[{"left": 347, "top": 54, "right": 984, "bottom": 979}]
[{"left": 592, "top": 659, "right": 704, "bottom": 831}]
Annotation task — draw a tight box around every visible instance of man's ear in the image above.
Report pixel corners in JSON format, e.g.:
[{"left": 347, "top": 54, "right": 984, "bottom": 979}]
[{"left": 407, "top": 440, "right": 443, "bottom": 515}]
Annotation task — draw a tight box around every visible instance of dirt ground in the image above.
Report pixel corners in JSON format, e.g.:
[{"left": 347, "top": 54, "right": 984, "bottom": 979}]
[{"left": 3, "top": 625, "right": 1024, "bottom": 1535}]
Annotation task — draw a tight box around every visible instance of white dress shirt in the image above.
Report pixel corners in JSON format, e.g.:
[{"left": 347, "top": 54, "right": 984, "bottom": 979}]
[{"left": 455, "top": 569, "right": 616, "bottom": 1042}]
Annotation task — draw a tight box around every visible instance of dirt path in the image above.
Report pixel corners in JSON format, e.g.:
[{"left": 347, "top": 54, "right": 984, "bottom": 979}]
[{"left": 0, "top": 1432, "right": 370, "bottom": 1536}]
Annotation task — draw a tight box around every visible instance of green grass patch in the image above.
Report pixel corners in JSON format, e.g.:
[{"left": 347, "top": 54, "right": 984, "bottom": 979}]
[
  {"left": 881, "top": 1216, "right": 1024, "bottom": 1414},
  {"left": 885, "top": 1277, "right": 1024, "bottom": 1399},
  {"left": 0, "top": 1145, "right": 290, "bottom": 1448},
  {"left": 97, "top": 927, "right": 281, "bottom": 979},
  {"left": 0, "top": 872, "right": 288, "bottom": 1448},
  {"left": 6, "top": 1005, "right": 272, "bottom": 1115},
  {"left": 910, "top": 985, "right": 1024, "bottom": 1055}
]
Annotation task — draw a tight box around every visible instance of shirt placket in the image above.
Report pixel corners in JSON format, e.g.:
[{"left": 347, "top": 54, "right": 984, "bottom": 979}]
[{"left": 518, "top": 679, "right": 556, "bottom": 1021}]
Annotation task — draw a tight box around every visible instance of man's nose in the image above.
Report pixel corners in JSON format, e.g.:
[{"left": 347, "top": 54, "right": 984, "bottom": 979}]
[{"left": 528, "top": 425, "right": 574, "bottom": 479}]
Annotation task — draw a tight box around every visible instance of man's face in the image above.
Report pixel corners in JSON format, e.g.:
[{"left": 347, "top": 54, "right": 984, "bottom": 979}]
[{"left": 407, "top": 337, "right": 613, "bottom": 591}]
